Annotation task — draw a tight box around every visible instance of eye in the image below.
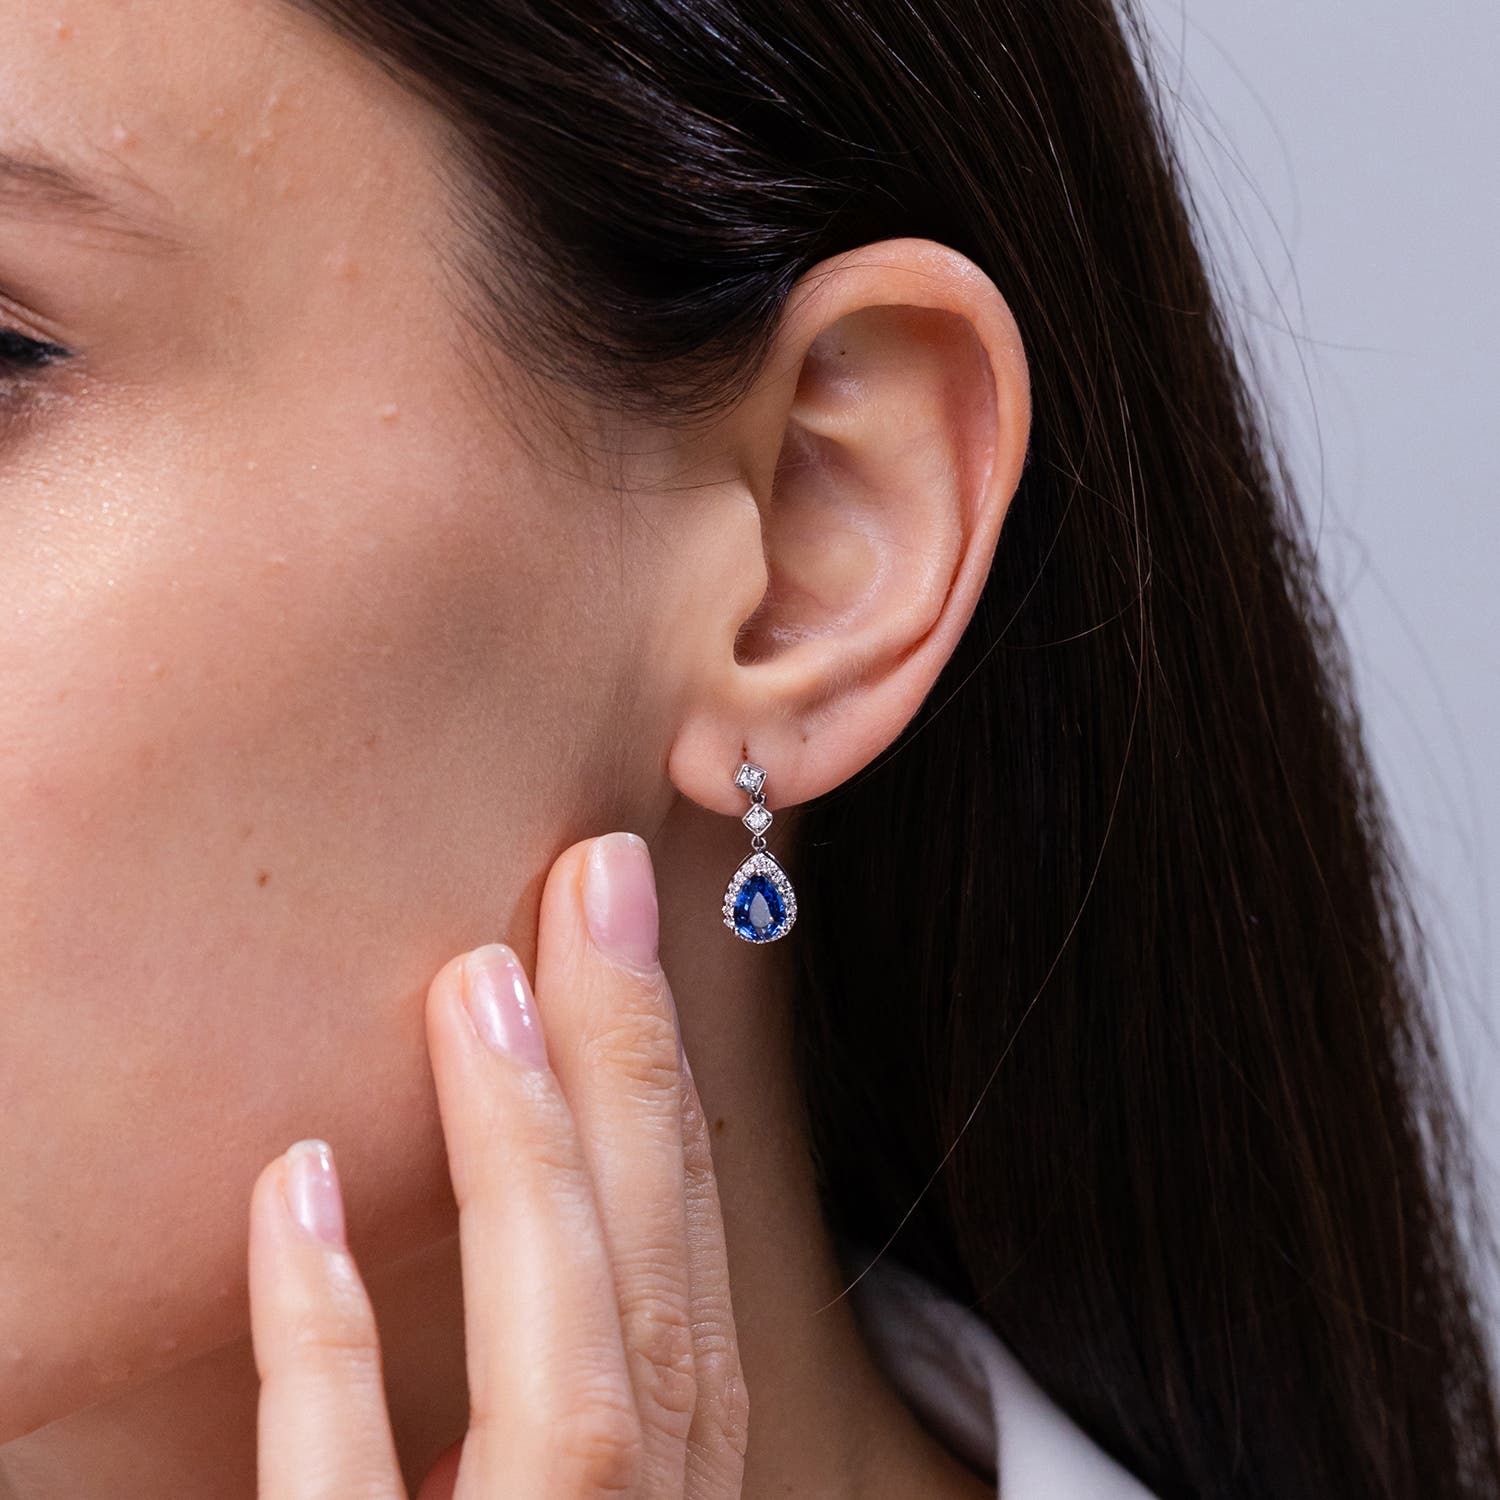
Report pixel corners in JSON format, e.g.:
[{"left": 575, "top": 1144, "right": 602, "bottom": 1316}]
[{"left": 0, "top": 325, "right": 70, "bottom": 374}]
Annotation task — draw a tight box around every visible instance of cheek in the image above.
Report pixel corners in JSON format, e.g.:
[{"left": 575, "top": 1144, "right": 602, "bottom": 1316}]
[{"left": 0, "top": 443, "right": 614, "bottom": 1437}]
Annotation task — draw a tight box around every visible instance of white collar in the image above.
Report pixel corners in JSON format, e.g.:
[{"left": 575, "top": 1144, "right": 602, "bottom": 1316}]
[{"left": 839, "top": 1241, "right": 1159, "bottom": 1499}]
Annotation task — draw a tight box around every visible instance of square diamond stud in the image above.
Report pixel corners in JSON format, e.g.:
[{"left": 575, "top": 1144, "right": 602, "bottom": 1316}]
[{"left": 734, "top": 761, "right": 767, "bottom": 798}]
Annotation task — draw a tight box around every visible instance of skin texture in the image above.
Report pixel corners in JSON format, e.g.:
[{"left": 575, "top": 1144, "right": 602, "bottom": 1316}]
[
  {"left": 0, "top": 2, "right": 1029, "bottom": 1495},
  {"left": 248, "top": 832, "right": 752, "bottom": 1499}
]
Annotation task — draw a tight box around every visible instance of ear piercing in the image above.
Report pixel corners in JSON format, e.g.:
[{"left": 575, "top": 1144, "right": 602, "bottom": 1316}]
[{"left": 722, "top": 761, "right": 798, "bottom": 942}]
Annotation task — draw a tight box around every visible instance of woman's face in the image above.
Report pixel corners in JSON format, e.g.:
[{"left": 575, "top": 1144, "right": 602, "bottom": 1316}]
[{"left": 0, "top": 0, "right": 676, "bottom": 1436}]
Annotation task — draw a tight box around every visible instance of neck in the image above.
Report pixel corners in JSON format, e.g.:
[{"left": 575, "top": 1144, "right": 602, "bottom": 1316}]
[{"left": 0, "top": 802, "right": 988, "bottom": 1500}]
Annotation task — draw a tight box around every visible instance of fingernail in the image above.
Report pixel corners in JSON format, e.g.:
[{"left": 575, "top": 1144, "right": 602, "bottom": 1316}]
[
  {"left": 282, "top": 1139, "right": 346, "bottom": 1247},
  {"left": 462, "top": 943, "right": 549, "bottom": 1069},
  {"left": 583, "top": 832, "right": 659, "bottom": 970}
]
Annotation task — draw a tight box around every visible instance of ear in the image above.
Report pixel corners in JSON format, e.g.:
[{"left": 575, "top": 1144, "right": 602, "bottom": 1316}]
[{"left": 665, "top": 237, "right": 1030, "bottom": 816}]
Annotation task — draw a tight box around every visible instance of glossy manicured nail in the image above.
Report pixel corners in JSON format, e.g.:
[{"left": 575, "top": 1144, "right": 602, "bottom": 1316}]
[
  {"left": 583, "top": 832, "right": 659, "bottom": 970},
  {"left": 462, "top": 942, "right": 549, "bottom": 1069},
  {"left": 282, "top": 1139, "right": 346, "bottom": 1247}
]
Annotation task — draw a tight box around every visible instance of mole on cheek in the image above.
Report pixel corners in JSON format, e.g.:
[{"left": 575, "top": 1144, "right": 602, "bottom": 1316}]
[{"left": 255, "top": 870, "right": 271, "bottom": 888}]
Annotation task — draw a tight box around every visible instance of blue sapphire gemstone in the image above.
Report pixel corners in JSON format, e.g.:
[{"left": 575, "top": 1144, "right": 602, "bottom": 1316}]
[{"left": 733, "top": 873, "right": 786, "bottom": 941}]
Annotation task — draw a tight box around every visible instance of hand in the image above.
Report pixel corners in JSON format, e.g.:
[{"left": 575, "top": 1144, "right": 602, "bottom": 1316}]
[{"left": 246, "top": 831, "right": 750, "bottom": 1499}]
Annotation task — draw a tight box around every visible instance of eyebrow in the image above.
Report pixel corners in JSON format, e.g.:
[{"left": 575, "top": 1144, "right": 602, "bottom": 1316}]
[{"left": 0, "top": 145, "right": 181, "bottom": 249}]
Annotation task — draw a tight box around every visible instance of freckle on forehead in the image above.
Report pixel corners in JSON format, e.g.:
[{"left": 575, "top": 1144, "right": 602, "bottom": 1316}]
[
  {"left": 231, "top": 79, "right": 298, "bottom": 159},
  {"left": 185, "top": 101, "right": 230, "bottom": 145},
  {"left": 323, "top": 250, "right": 361, "bottom": 280},
  {"left": 236, "top": 125, "right": 279, "bottom": 160}
]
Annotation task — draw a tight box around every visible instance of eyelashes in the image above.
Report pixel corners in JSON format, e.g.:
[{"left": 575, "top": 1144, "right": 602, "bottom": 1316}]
[
  {"left": 0, "top": 328, "right": 72, "bottom": 443},
  {"left": 0, "top": 326, "right": 71, "bottom": 375}
]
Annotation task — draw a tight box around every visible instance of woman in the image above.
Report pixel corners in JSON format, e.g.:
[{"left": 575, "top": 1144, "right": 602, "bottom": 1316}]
[{"left": 0, "top": 0, "right": 1494, "bottom": 1496}]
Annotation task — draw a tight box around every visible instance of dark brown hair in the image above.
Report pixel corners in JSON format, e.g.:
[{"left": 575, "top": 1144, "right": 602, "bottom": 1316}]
[{"left": 289, "top": 1, "right": 1500, "bottom": 1494}]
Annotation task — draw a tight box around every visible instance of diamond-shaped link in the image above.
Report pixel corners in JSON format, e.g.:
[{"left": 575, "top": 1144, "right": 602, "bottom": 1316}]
[
  {"left": 742, "top": 803, "right": 773, "bottom": 836},
  {"left": 734, "top": 761, "right": 767, "bottom": 797}
]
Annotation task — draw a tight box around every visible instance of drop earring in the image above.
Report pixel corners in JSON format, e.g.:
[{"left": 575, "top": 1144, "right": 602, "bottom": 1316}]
[{"left": 722, "top": 761, "right": 798, "bottom": 942}]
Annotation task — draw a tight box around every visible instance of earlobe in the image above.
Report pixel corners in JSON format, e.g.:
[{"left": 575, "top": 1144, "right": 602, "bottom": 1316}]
[{"left": 667, "top": 237, "right": 1030, "bottom": 818}]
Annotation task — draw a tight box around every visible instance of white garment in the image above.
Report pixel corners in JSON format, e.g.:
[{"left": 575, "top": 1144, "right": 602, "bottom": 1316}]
[{"left": 840, "top": 1242, "right": 1159, "bottom": 1499}]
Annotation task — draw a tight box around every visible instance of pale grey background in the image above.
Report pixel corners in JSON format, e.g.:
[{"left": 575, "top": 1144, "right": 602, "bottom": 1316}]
[{"left": 1136, "top": 3, "right": 1499, "bottom": 1316}]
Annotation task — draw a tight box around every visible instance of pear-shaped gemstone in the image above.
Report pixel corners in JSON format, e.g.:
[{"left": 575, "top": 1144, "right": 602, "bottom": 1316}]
[
  {"left": 733, "top": 873, "right": 786, "bottom": 941},
  {"left": 722, "top": 850, "right": 797, "bottom": 943}
]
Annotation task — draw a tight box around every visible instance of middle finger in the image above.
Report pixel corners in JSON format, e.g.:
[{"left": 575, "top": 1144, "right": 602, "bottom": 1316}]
[{"left": 535, "top": 832, "right": 697, "bottom": 1497}]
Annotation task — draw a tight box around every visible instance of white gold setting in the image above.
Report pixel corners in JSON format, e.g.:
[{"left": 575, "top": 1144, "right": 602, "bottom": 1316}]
[{"left": 723, "top": 760, "right": 798, "bottom": 942}]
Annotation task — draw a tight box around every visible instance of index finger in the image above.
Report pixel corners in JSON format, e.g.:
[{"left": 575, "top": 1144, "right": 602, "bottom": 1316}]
[
  {"left": 248, "top": 1139, "right": 408, "bottom": 1500},
  {"left": 424, "top": 942, "right": 643, "bottom": 1496}
]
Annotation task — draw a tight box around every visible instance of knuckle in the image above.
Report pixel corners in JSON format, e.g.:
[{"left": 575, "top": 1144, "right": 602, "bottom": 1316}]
[
  {"left": 680, "top": 1066, "right": 708, "bottom": 1130},
  {"left": 551, "top": 1385, "right": 644, "bottom": 1496},
  {"left": 454, "top": 1084, "right": 591, "bottom": 1206},
  {"left": 681, "top": 1124, "right": 718, "bottom": 1200},
  {"left": 620, "top": 1285, "right": 698, "bottom": 1436},
  {"left": 695, "top": 1344, "right": 751, "bottom": 1464},
  {"left": 282, "top": 1314, "right": 385, "bottom": 1387},
  {"left": 582, "top": 980, "right": 681, "bottom": 1092},
  {"left": 279, "top": 1265, "right": 382, "bottom": 1371},
  {"left": 506, "top": 1099, "right": 591, "bottom": 1183}
]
